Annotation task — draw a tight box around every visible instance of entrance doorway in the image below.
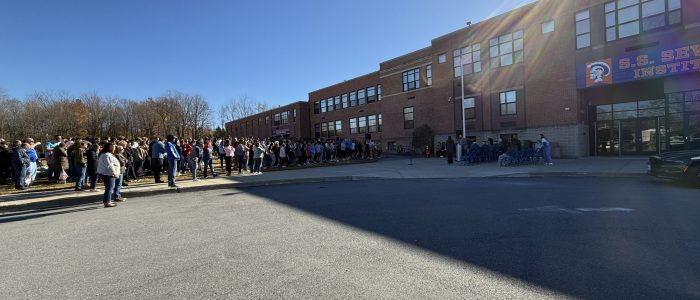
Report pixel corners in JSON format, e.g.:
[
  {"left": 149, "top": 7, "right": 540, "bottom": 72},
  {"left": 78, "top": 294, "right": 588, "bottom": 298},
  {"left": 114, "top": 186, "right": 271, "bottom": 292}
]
[{"left": 597, "top": 118, "right": 660, "bottom": 155}]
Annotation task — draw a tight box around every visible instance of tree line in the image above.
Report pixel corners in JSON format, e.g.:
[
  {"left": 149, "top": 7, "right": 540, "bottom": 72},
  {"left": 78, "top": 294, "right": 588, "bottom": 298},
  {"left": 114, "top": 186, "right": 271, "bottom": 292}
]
[
  {"left": 0, "top": 85, "right": 275, "bottom": 143},
  {"left": 0, "top": 89, "right": 213, "bottom": 142}
]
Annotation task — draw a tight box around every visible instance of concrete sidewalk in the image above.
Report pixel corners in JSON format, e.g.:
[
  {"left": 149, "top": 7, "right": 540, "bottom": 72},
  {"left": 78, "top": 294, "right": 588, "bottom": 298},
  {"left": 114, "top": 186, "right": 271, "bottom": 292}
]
[{"left": 0, "top": 156, "right": 649, "bottom": 213}]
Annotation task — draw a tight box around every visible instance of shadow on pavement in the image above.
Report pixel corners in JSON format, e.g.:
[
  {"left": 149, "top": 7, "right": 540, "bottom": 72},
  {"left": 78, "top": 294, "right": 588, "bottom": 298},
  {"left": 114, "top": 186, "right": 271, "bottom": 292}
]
[
  {"left": 0, "top": 205, "right": 101, "bottom": 224},
  {"left": 239, "top": 178, "right": 700, "bottom": 299}
]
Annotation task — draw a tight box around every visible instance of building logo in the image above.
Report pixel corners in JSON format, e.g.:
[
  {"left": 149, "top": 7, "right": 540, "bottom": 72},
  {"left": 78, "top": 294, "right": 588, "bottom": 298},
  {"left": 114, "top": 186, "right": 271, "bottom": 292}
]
[{"left": 586, "top": 59, "right": 613, "bottom": 87}]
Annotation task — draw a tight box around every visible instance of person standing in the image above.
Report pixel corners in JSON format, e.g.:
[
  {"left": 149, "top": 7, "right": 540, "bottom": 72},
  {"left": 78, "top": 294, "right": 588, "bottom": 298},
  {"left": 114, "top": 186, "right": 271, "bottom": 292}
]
[
  {"left": 86, "top": 143, "right": 100, "bottom": 191},
  {"left": 10, "top": 140, "right": 30, "bottom": 190},
  {"left": 235, "top": 141, "right": 245, "bottom": 175},
  {"left": 73, "top": 141, "right": 88, "bottom": 191},
  {"left": 203, "top": 139, "right": 217, "bottom": 178},
  {"left": 223, "top": 140, "right": 234, "bottom": 176},
  {"left": 445, "top": 136, "right": 455, "bottom": 164},
  {"left": 53, "top": 143, "right": 69, "bottom": 183},
  {"left": 150, "top": 138, "right": 166, "bottom": 183},
  {"left": 541, "top": 133, "right": 553, "bottom": 166},
  {"left": 97, "top": 143, "right": 120, "bottom": 208},
  {"left": 188, "top": 140, "right": 203, "bottom": 181},
  {"left": 24, "top": 138, "right": 39, "bottom": 187},
  {"left": 0, "top": 139, "right": 11, "bottom": 185},
  {"left": 45, "top": 135, "right": 61, "bottom": 183},
  {"left": 253, "top": 142, "right": 264, "bottom": 174},
  {"left": 165, "top": 135, "right": 181, "bottom": 188}
]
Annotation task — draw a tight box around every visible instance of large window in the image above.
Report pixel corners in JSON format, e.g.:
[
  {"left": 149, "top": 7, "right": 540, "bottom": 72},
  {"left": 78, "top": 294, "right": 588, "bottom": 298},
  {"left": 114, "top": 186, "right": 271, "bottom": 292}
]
[
  {"left": 403, "top": 107, "right": 414, "bottom": 129},
  {"left": 426, "top": 65, "right": 433, "bottom": 86},
  {"left": 321, "top": 99, "right": 327, "bottom": 113},
  {"left": 368, "top": 115, "right": 378, "bottom": 133},
  {"left": 606, "top": 0, "right": 682, "bottom": 42},
  {"left": 273, "top": 113, "right": 281, "bottom": 126},
  {"left": 281, "top": 111, "right": 289, "bottom": 126},
  {"left": 327, "top": 97, "right": 334, "bottom": 112},
  {"left": 500, "top": 91, "right": 517, "bottom": 116},
  {"left": 358, "top": 89, "right": 366, "bottom": 105},
  {"left": 358, "top": 116, "right": 367, "bottom": 133},
  {"left": 377, "top": 85, "right": 382, "bottom": 101},
  {"left": 350, "top": 118, "right": 358, "bottom": 134},
  {"left": 334, "top": 96, "right": 340, "bottom": 110},
  {"left": 314, "top": 101, "right": 321, "bottom": 114},
  {"left": 327, "top": 122, "right": 335, "bottom": 136},
  {"left": 454, "top": 44, "right": 482, "bottom": 76},
  {"left": 463, "top": 97, "right": 476, "bottom": 119},
  {"left": 576, "top": 10, "right": 591, "bottom": 49},
  {"left": 402, "top": 68, "right": 420, "bottom": 92},
  {"left": 342, "top": 94, "right": 348, "bottom": 108},
  {"left": 378, "top": 114, "right": 382, "bottom": 132},
  {"left": 335, "top": 120, "right": 342, "bottom": 136},
  {"left": 367, "top": 86, "right": 376, "bottom": 103},
  {"left": 350, "top": 91, "right": 357, "bottom": 107},
  {"left": 314, "top": 123, "right": 320, "bottom": 138},
  {"left": 321, "top": 122, "right": 328, "bottom": 137},
  {"left": 490, "top": 32, "right": 522, "bottom": 68}
]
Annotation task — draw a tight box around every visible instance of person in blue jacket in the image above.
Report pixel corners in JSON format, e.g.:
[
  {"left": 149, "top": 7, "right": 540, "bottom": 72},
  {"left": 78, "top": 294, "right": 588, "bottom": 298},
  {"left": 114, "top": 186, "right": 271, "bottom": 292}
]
[
  {"left": 541, "top": 133, "right": 553, "bottom": 166},
  {"left": 165, "top": 135, "right": 181, "bottom": 188}
]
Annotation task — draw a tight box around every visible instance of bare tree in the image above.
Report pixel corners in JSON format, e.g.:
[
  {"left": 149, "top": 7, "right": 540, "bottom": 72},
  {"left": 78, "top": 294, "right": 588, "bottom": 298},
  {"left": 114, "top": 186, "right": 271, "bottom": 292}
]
[{"left": 220, "top": 94, "right": 268, "bottom": 122}]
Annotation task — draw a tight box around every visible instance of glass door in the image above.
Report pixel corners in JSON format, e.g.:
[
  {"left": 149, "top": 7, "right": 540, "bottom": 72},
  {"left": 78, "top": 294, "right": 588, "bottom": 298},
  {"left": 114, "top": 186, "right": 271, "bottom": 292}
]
[
  {"left": 687, "top": 113, "right": 700, "bottom": 150},
  {"left": 620, "top": 120, "right": 637, "bottom": 154},
  {"left": 638, "top": 118, "right": 659, "bottom": 153}
]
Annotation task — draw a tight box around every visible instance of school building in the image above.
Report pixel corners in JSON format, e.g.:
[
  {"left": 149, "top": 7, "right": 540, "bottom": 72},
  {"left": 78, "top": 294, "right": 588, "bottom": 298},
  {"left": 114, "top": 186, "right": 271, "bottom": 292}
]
[{"left": 227, "top": 0, "right": 700, "bottom": 157}]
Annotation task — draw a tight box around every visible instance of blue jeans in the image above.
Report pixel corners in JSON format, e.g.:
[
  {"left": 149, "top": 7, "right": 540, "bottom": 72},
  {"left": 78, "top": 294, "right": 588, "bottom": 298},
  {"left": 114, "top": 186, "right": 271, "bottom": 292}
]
[
  {"left": 167, "top": 159, "right": 178, "bottom": 186},
  {"left": 544, "top": 146, "right": 552, "bottom": 164},
  {"left": 28, "top": 162, "right": 37, "bottom": 186},
  {"left": 75, "top": 165, "right": 87, "bottom": 190},
  {"left": 89, "top": 171, "right": 98, "bottom": 190},
  {"left": 14, "top": 165, "right": 27, "bottom": 189},
  {"left": 204, "top": 158, "right": 216, "bottom": 177},
  {"left": 189, "top": 159, "right": 198, "bottom": 180},
  {"left": 101, "top": 174, "right": 116, "bottom": 204},
  {"left": 113, "top": 173, "right": 123, "bottom": 200}
]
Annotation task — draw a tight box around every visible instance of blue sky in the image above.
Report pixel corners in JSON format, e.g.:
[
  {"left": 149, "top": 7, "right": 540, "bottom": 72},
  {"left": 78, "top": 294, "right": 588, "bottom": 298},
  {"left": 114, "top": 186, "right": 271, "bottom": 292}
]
[{"left": 0, "top": 0, "right": 535, "bottom": 109}]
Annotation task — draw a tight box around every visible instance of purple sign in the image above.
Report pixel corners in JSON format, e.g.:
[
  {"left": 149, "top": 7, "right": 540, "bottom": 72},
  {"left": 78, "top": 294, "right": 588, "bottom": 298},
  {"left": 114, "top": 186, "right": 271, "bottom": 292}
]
[
  {"left": 577, "top": 42, "right": 700, "bottom": 89},
  {"left": 273, "top": 128, "right": 290, "bottom": 135}
]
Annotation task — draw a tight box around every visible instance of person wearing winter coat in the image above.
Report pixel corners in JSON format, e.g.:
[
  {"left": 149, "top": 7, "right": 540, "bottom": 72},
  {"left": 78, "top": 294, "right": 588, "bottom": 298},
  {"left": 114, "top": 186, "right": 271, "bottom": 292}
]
[
  {"left": 53, "top": 143, "right": 69, "bottom": 182},
  {"left": 97, "top": 143, "right": 122, "bottom": 208},
  {"left": 165, "top": 135, "right": 181, "bottom": 188},
  {"left": 187, "top": 140, "right": 203, "bottom": 181},
  {"left": 10, "top": 140, "right": 30, "bottom": 190},
  {"left": 0, "top": 139, "right": 13, "bottom": 185},
  {"left": 86, "top": 143, "right": 100, "bottom": 191},
  {"left": 73, "top": 141, "right": 89, "bottom": 191}
]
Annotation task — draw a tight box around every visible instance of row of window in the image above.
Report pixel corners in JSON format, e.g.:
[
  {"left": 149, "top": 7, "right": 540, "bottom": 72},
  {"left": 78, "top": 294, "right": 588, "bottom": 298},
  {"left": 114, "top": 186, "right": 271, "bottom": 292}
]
[
  {"left": 577, "top": 0, "right": 682, "bottom": 49},
  {"left": 233, "top": 109, "right": 297, "bottom": 132},
  {"left": 313, "top": 114, "right": 383, "bottom": 138},
  {"left": 314, "top": 85, "right": 382, "bottom": 114}
]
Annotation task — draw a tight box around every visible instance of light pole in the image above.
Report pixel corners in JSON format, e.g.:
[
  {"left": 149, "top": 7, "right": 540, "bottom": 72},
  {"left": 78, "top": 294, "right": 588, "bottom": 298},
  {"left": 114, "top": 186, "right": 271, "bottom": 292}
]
[{"left": 456, "top": 63, "right": 466, "bottom": 161}]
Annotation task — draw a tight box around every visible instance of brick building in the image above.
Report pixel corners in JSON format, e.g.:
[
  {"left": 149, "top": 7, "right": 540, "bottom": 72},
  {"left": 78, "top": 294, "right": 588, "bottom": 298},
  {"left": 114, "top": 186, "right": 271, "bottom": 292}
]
[
  {"left": 225, "top": 101, "right": 310, "bottom": 140},
  {"left": 227, "top": 0, "right": 699, "bottom": 157}
]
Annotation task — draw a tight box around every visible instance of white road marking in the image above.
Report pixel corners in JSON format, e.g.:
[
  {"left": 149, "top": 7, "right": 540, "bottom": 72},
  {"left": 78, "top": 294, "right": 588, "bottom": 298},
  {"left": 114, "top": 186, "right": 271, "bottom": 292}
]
[{"left": 518, "top": 206, "right": 635, "bottom": 214}]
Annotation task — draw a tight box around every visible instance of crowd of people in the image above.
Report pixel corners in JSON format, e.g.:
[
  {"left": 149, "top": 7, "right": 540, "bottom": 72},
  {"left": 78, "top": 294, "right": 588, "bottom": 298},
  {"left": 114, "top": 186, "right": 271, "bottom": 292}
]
[{"left": 0, "top": 135, "right": 381, "bottom": 207}]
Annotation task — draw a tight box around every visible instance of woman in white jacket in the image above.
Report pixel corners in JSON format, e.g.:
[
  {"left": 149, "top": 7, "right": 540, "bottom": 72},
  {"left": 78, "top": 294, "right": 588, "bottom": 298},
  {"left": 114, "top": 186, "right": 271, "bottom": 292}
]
[{"left": 97, "top": 143, "right": 121, "bottom": 208}]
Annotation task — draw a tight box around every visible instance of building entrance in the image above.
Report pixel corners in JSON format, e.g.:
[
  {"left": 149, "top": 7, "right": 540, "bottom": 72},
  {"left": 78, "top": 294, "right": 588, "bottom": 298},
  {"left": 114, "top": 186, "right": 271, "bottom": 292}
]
[{"left": 593, "top": 99, "right": 665, "bottom": 156}]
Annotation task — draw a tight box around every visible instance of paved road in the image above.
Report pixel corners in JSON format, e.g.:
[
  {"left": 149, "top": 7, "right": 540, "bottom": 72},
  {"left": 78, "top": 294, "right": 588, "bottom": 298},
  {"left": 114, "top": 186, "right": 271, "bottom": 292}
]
[{"left": 1, "top": 177, "right": 698, "bottom": 299}]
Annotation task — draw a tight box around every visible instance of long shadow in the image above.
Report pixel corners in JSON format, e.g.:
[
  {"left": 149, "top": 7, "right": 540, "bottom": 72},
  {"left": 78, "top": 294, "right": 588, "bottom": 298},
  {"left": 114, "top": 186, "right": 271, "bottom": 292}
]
[
  {"left": 239, "top": 177, "right": 700, "bottom": 299},
  {"left": 0, "top": 206, "right": 101, "bottom": 224}
]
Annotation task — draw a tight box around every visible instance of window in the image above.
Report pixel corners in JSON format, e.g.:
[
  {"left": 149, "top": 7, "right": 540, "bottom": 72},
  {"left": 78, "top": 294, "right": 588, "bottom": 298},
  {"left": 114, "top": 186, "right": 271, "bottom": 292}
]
[
  {"left": 490, "top": 32, "right": 522, "bottom": 68},
  {"left": 293, "top": 109, "right": 297, "bottom": 121},
  {"left": 500, "top": 91, "right": 517, "bottom": 115},
  {"left": 273, "top": 113, "right": 281, "bottom": 126},
  {"left": 378, "top": 114, "right": 382, "bottom": 132},
  {"left": 403, "top": 106, "right": 414, "bottom": 129},
  {"left": 426, "top": 65, "right": 433, "bottom": 86},
  {"left": 321, "top": 122, "right": 327, "bottom": 137},
  {"left": 342, "top": 94, "right": 348, "bottom": 108},
  {"left": 463, "top": 97, "right": 475, "bottom": 119},
  {"left": 377, "top": 85, "right": 382, "bottom": 101},
  {"left": 281, "top": 111, "right": 289, "bottom": 126},
  {"left": 327, "top": 97, "right": 334, "bottom": 112},
  {"left": 314, "top": 124, "right": 320, "bottom": 138},
  {"left": 335, "top": 120, "right": 342, "bottom": 136},
  {"left": 350, "top": 91, "right": 357, "bottom": 107},
  {"left": 454, "top": 44, "right": 482, "bottom": 76},
  {"left": 438, "top": 53, "right": 447, "bottom": 64},
  {"left": 321, "top": 99, "right": 327, "bottom": 113},
  {"left": 607, "top": 0, "right": 682, "bottom": 42},
  {"left": 314, "top": 101, "right": 321, "bottom": 114},
  {"left": 576, "top": 10, "right": 591, "bottom": 49},
  {"left": 265, "top": 115, "right": 270, "bottom": 124},
  {"left": 358, "top": 116, "right": 367, "bottom": 133},
  {"left": 542, "top": 20, "right": 555, "bottom": 34},
  {"left": 350, "top": 118, "right": 358, "bottom": 134},
  {"left": 334, "top": 96, "right": 340, "bottom": 110},
  {"left": 358, "top": 89, "right": 366, "bottom": 105},
  {"left": 368, "top": 115, "right": 377, "bottom": 133},
  {"left": 402, "top": 68, "right": 420, "bottom": 92},
  {"left": 367, "top": 86, "right": 376, "bottom": 102},
  {"left": 327, "top": 122, "right": 335, "bottom": 136}
]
